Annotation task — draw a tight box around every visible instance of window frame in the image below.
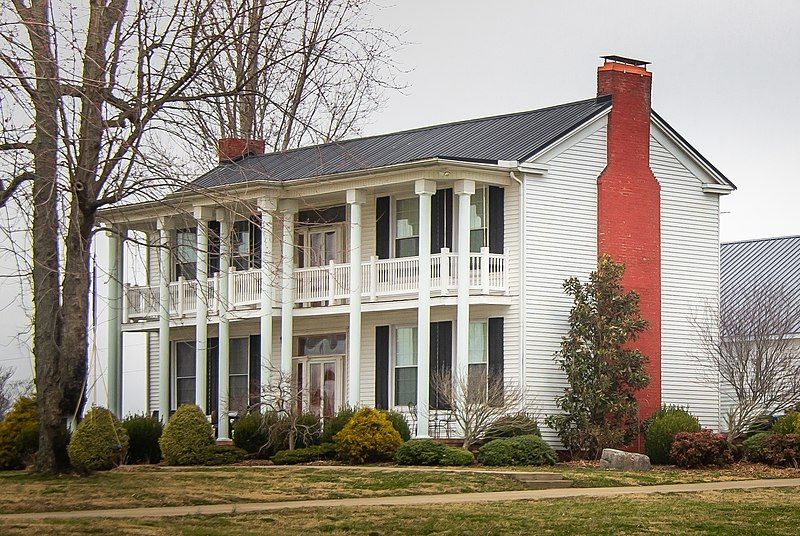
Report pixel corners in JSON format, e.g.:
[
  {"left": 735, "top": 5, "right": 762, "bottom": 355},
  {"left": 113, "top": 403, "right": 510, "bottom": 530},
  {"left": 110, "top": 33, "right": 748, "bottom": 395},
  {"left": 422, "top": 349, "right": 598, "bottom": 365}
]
[
  {"left": 174, "top": 228, "right": 198, "bottom": 281},
  {"left": 172, "top": 340, "right": 197, "bottom": 410},
  {"left": 467, "top": 320, "right": 489, "bottom": 402},
  {"left": 392, "top": 325, "right": 419, "bottom": 408},
  {"left": 393, "top": 195, "right": 420, "bottom": 258},
  {"left": 227, "top": 337, "right": 250, "bottom": 414},
  {"left": 469, "top": 187, "right": 489, "bottom": 253}
]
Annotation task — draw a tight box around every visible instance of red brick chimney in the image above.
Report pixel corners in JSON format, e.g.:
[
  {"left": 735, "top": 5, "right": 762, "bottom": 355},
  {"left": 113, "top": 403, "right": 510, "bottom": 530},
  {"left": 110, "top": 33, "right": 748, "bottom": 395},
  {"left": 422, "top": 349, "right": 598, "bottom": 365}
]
[
  {"left": 218, "top": 138, "right": 266, "bottom": 164},
  {"left": 596, "top": 55, "right": 661, "bottom": 426}
]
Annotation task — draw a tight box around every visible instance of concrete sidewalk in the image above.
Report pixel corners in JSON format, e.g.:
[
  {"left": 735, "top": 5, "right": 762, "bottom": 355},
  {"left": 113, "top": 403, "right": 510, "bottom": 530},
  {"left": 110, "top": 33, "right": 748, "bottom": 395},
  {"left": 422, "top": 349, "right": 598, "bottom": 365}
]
[{"left": 3, "top": 478, "right": 799, "bottom": 522}]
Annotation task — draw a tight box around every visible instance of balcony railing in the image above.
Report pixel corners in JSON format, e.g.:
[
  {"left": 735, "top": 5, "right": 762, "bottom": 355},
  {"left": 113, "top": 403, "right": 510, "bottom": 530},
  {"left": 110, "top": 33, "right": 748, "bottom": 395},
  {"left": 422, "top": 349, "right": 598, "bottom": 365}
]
[{"left": 123, "top": 248, "right": 507, "bottom": 322}]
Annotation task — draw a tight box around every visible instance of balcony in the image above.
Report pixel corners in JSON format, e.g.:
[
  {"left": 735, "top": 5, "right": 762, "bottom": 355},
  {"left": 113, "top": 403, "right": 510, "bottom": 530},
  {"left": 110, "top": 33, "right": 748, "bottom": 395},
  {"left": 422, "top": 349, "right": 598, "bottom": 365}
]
[{"left": 123, "top": 249, "right": 507, "bottom": 323}]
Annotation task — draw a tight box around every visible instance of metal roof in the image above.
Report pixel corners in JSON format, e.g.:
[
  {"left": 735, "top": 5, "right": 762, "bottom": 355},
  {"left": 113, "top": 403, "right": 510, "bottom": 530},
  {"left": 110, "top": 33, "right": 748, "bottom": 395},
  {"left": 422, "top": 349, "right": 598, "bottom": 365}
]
[
  {"left": 189, "top": 96, "right": 612, "bottom": 188},
  {"left": 721, "top": 235, "right": 800, "bottom": 333}
]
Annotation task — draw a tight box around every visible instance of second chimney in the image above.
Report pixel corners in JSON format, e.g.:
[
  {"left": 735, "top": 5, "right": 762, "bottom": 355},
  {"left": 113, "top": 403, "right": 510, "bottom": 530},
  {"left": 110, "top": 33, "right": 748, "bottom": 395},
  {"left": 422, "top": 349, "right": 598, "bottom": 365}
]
[{"left": 218, "top": 138, "right": 266, "bottom": 164}]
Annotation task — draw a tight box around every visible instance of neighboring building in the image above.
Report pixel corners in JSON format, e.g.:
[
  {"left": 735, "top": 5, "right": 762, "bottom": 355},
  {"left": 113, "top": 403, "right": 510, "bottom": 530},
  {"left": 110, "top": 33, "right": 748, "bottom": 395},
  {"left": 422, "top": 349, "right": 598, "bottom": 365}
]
[{"left": 99, "top": 56, "right": 735, "bottom": 445}]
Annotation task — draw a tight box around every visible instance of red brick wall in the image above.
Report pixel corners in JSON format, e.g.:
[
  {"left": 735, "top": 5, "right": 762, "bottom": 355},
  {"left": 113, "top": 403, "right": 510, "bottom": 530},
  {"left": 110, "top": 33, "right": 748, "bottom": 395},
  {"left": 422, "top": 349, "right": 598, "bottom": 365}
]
[{"left": 596, "top": 62, "right": 661, "bottom": 423}]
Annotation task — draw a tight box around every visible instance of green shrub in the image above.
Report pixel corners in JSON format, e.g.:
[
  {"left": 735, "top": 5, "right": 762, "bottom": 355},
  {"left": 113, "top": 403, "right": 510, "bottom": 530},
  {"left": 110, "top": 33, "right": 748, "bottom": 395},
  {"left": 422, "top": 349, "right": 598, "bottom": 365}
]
[
  {"left": 0, "top": 396, "right": 38, "bottom": 470},
  {"left": 333, "top": 408, "right": 403, "bottom": 464},
  {"left": 743, "top": 432, "right": 771, "bottom": 464},
  {"left": 232, "top": 411, "right": 269, "bottom": 455},
  {"left": 484, "top": 412, "right": 541, "bottom": 441},
  {"left": 395, "top": 439, "right": 446, "bottom": 466},
  {"left": 669, "top": 431, "right": 733, "bottom": 468},
  {"left": 271, "top": 443, "right": 337, "bottom": 465},
  {"left": 68, "top": 406, "right": 129, "bottom": 472},
  {"left": 122, "top": 414, "right": 162, "bottom": 464},
  {"left": 201, "top": 444, "right": 246, "bottom": 465},
  {"left": 271, "top": 412, "right": 322, "bottom": 451},
  {"left": 159, "top": 404, "right": 215, "bottom": 465},
  {"left": 477, "top": 435, "right": 556, "bottom": 466},
  {"left": 760, "top": 434, "right": 800, "bottom": 467},
  {"left": 771, "top": 412, "right": 800, "bottom": 435},
  {"left": 644, "top": 406, "right": 701, "bottom": 465},
  {"left": 384, "top": 410, "right": 411, "bottom": 442},
  {"left": 440, "top": 446, "right": 475, "bottom": 466},
  {"left": 321, "top": 407, "right": 356, "bottom": 443}
]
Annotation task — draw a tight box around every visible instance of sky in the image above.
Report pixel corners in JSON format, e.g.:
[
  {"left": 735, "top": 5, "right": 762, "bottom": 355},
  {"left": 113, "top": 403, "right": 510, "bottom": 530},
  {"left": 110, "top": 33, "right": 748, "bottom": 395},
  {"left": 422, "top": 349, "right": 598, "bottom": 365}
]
[{"left": 1, "top": 0, "right": 798, "bottom": 414}]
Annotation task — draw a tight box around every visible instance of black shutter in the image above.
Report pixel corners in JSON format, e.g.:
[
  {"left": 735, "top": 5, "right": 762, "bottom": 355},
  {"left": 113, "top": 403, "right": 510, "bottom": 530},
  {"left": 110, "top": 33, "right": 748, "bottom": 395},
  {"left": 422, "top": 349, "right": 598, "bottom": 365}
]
[
  {"left": 488, "top": 317, "right": 504, "bottom": 405},
  {"left": 207, "top": 337, "right": 219, "bottom": 425},
  {"left": 251, "top": 218, "right": 262, "bottom": 269},
  {"left": 376, "top": 196, "right": 390, "bottom": 259},
  {"left": 296, "top": 232, "right": 305, "bottom": 268},
  {"left": 375, "top": 325, "right": 390, "bottom": 409},
  {"left": 249, "top": 335, "right": 261, "bottom": 408},
  {"left": 488, "top": 186, "right": 504, "bottom": 254},
  {"left": 429, "top": 321, "right": 453, "bottom": 410},
  {"left": 431, "top": 188, "right": 453, "bottom": 253},
  {"left": 208, "top": 221, "right": 221, "bottom": 275}
]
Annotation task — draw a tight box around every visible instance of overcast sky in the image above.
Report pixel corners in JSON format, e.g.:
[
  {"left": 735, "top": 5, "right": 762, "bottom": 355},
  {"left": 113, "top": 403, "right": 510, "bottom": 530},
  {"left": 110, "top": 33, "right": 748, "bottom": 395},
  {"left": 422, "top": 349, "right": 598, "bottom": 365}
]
[{"left": 2, "top": 0, "right": 798, "bottom": 413}]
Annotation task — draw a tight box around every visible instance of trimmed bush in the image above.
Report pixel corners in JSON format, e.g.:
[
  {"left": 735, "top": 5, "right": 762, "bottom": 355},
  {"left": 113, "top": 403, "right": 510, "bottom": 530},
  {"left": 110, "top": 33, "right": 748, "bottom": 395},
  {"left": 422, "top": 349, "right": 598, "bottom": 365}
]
[
  {"left": 771, "top": 412, "right": 800, "bottom": 435},
  {"left": 159, "top": 404, "right": 215, "bottom": 465},
  {"left": 201, "top": 444, "right": 247, "bottom": 465},
  {"left": 122, "top": 414, "right": 162, "bottom": 464},
  {"left": 271, "top": 443, "right": 337, "bottom": 465},
  {"left": 333, "top": 408, "right": 403, "bottom": 464},
  {"left": 484, "top": 412, "right": 541, "bottom": 441},
  {"left": 669, "top": 431, "right": 733, "bottom": 468},
  {"left": 644, "top": 406, "right": 701, "bottom": 465},
  {"left": 760, "top": 434, "right": 800, "bottom": 467},
  {"left": 477, "top": 435, "right": 556, "bottom": 466},
  {"left": 384, "top": 410, "right": 412, "bottom": 442},
  {"left": 440, "top": 446, "right": 475, "bottom": 466},
  {"left": 68, "top": 406, "right": 129, "bottom": 472},
  {"left": 232, "top": 411, "right": 269, "bottom": 455},
  {"left": 743, "top": 432, "right": 770, "bottom": 464},
  {"left": 395, "top": 439, "right": 446, "bottom": 466},
  {"left": 0, "top": 396, "right": 38, "bottom": 470}
]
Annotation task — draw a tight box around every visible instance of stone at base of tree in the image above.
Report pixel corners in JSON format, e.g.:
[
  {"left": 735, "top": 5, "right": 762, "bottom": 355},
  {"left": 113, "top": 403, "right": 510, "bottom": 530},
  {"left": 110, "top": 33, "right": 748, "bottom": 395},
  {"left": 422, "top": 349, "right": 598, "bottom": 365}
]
[{"left": 599, "top": 448, "right": 652, "bottom": 471}]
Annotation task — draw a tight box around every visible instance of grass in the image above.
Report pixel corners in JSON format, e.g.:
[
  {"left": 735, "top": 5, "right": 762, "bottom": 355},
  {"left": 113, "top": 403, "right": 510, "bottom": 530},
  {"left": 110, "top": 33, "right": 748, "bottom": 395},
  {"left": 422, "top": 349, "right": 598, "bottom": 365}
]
[{"left": 4, "top": 488, "right": 800, "bottom": 535}]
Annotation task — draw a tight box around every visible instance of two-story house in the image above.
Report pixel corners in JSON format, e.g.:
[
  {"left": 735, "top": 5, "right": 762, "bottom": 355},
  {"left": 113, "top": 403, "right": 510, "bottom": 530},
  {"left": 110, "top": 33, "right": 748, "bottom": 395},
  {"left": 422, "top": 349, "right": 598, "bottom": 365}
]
[{"left": 99, "top": 56, "right": 735, "bottom": 445}]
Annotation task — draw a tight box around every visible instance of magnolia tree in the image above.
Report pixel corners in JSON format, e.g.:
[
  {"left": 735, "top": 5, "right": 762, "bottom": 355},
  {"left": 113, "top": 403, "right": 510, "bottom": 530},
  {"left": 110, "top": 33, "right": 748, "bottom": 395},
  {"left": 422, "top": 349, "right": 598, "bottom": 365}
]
[{"left": 546, "top": 255, "right": 650, "bottom": 459}]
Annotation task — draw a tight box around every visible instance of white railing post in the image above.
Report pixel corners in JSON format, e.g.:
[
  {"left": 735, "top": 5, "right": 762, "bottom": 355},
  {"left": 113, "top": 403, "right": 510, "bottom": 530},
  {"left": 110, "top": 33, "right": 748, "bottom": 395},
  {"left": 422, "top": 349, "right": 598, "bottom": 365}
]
[
  {"left": 328, "top": 260, "right": 336, "bottom": 305},
  {"left": 481, "top": 247, "right": 490, "bottom": 293},
  {"left": 177, "top": 276, "right": 185, "bottom": 317},
  {"left": 369, "top": 255, "right": 378, "bottom": 301},
  {"left": 212, "top": 272, "right": 219, "bottom": 314},
  {"left": 228, "top": 267, "right": 235, "bottom": 309},
  {"left": 440, "top": 247, "right": 450, "bottom": 296},
  {"left": 122, "top": 283, "right": 130, "bottom": 324}
]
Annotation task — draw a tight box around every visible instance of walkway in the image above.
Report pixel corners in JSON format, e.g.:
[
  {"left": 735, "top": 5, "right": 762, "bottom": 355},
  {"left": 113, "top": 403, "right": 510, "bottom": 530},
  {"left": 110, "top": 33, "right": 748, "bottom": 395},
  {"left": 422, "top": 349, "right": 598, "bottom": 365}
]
[{"left": 3, "top": 478, "right": 799, "bottom": 522}]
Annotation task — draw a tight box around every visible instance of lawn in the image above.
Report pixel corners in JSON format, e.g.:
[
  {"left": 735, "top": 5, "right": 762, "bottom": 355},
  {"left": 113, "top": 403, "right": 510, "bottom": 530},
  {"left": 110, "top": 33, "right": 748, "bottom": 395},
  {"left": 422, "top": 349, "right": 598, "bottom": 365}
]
[{"left": 4, "top": 488, "right": 800, "bottom": 535}]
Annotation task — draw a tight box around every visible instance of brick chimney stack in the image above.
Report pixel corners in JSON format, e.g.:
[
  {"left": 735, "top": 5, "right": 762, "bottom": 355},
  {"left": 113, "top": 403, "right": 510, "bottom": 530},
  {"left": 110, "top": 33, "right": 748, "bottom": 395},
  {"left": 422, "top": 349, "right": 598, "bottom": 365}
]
[
  {"left": 218, "top": 138, "right": 266, "bottom": 164},
  {"left": 596, "top": 55, "right": 662, "bottom": 426}
]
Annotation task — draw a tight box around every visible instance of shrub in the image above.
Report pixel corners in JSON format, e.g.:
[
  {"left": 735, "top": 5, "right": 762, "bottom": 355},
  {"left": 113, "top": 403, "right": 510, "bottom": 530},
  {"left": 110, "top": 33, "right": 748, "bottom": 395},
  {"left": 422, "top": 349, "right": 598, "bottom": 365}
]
[
  {"left": 395, "top": 439, "right": 446, "bottom": 466},
  {"left": 743, "top": 432, "right": 771, "bottom": 464},
  {"left": 0, "top": 396, "right": 38, "bottom": 470},
  {"left": 771, "top": 412, "right": 800, "bottom": 435},
  {"left": 644, "top": 406, "right": 701, "bottom": 465},
  {"left": 271, "top": 412, "right": 322, "bottom": 451},
  {"left": 122, "top": 414, "right": 162, "bottom": 464},
  {"left": 333, "top": 408, "right": 403, "bottom": 464},
  {"left": 477, "top": 435, "right": 556, "bottom": 466},
  {"left": 440, "top": 446, "right": 475, "bottom": 466},
  {"left": 321, "top": 407, "right": 356, "bottom": 443},
  {"left": 159, "top": 404, "right": 215, "bottom": 465},
  {"left": 271, "top": 443, "right": 337, "bottom": 465},
  {"left": 484, "top": 412, "right": 541, "bottom": 441},
  {"left": 669, "top": 431, "right": 733, "bottom": 468},
  {"left": 760, "top": 434, "right": 800, "bottom": 467},
  {"left": 68, "top": 406, "right": 129, "bottom": 472},
  {"left": 201, "top": 444, "right": 247, "bottom": 465},
  {"left": 384, "top": 410, "right": 412, "bottom": 442},
  {"left": 232, "top": 411, "right": 269, "bottom": 455}
]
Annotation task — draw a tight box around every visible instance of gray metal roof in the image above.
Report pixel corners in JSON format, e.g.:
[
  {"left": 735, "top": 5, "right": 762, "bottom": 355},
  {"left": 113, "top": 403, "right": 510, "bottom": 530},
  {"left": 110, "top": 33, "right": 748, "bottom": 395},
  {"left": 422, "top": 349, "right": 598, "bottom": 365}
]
[
  {"left": 721, "top": 235, "right": 800, "bottom": 333},
  {"left": 190, "top": 96, "right": 611, "bottom": 188}
]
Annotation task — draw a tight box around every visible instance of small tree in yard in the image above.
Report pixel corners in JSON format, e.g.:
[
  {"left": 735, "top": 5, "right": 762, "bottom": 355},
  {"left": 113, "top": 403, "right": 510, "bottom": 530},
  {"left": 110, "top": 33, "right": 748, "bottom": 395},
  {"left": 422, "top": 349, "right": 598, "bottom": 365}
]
[{"left": 546, "top": 255, "right": 650, "bottom": 459}]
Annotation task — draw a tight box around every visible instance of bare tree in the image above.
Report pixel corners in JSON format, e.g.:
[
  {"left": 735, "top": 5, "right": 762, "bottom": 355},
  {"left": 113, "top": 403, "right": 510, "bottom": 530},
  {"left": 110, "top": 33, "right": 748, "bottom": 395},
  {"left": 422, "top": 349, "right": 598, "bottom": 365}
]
[
  {"left": 255, "top": 365, "right": 320, "bottom": 452},
  {"left": 431, "top": 369, "right": 525, "bottom": 449},
  {"left": 695, "top": 285, "right": 800, "bottom": 440}
]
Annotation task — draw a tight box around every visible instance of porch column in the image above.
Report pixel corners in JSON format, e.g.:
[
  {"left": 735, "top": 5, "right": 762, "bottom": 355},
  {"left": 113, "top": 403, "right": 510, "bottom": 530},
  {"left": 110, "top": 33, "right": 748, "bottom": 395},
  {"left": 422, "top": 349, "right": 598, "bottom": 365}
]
[
  {"left": 258, "top": 197, "right": 277, "bottom": 400},
  {"left": 279, "top": 200, "right": 298, "bottom": 376},
  {"left": 346, "top": 189, "right": 366, "bottom": 407},
  {"left": 194, "top": 206, "right": 214, "bottom": 413},
  {"left": 157, "top": 218, "right": 171, "bottom": 423},
  {"left": 216, "top": 209, "right": 232, "bottom": 440},
  {"left": 454, "top": 180, "right": 475, "bottom": 387},
  {"left": 415, "top": 179, "right": 436, "bottom": 438},
  {"left": 106, "top": 226, "right": 124, "bottom": 417}
]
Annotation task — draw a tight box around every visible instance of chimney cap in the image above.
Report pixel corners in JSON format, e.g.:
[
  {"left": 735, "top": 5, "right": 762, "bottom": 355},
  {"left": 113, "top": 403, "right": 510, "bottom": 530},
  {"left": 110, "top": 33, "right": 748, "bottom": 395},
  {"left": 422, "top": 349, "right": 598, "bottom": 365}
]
[{"left": 601, "top": 55, "right": 651, "bottom": 67}]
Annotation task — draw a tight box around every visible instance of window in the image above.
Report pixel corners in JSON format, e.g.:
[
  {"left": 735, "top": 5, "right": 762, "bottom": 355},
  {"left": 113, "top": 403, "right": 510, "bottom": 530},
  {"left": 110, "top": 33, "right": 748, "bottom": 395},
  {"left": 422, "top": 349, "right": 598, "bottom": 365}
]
[
  {"left": 394, "top": 197, "right": 419, "bottom": 257},
  {"left": 297, "top": 333, "right": 347, "bottom": 356},
  {"left": 232, "top": 220, "right": 253, "bottom": 271},
  {"left": 175, "top": 228, "right": 197, "bottom": 280},
  {"left": 175, "top": 341, "right": 196, "bottom": 407},
  {"left": 394, "top": 327, "right": 418, "bottom": 406},
  {"left": 468, "top": 322, "right": 488, "bottom": 401},
  {"left": 229, "top": 338, "right": 250, "bottom": 413},
  {"left": 469, "top": 188, "right": 488, "bottom": 253}
]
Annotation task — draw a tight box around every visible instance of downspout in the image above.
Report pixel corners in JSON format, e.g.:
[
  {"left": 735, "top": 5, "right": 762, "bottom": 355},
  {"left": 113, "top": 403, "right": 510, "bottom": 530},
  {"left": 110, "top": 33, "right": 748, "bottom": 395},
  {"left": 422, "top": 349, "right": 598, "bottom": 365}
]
[{"left": 509, "top": 170, "right": 526, "bottom": 395}]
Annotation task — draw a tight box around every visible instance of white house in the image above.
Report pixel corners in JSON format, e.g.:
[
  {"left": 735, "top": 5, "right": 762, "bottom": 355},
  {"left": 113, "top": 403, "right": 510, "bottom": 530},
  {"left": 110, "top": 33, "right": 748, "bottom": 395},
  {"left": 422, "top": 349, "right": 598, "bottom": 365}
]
[{"left": 99, "top": 56, "right": 735, "bottom": 445}]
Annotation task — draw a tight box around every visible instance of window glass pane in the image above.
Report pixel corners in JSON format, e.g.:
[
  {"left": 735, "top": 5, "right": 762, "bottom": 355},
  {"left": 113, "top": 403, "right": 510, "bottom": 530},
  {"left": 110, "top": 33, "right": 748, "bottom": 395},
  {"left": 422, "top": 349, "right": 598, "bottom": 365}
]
[
  {"left": 298, "top": 333, "right": 346, "bottom": 356},
  {"left": 230, "top": 338, "right": 249, "bottom": 374},
  {"left": 395, "top": 237, "right": 419, "bottom": 258},
  {"left": 323, "top": 362, "right": 336, "bottom": 419},
  {"left": 394, "top": 367, "right": 417, "bottom": 406},
  {"left": 470, "top": 229, "right": 485, "bottom": 253},
  {"left": 468, "top": 322, "right": 487, "bottom": 364},
  {"left": 229, "top": 375, "right": 248, "bottom": 412},
  {"left": 395, "top": 198, "right": 419, "bottom": 239},
  {"left": 468, "top": 363, "right": 487, "bottom": 402},
  {"left": 176, "top": 229, "right": 197, "bottom": 279},
  {"left": 176, "top": 342, "right": 196, "bottom": 377},
  {"left": 177, "top": 378, "right": 195, "bottom": 407},
  {"left": 470, "top": 190, "right": 485, "bottom": 230},
  {"left": 395, "top": 327, "right": 418, "bottom": 366},
  {"left": 232, "top": 220, "right": 251, "bottom": 270}
]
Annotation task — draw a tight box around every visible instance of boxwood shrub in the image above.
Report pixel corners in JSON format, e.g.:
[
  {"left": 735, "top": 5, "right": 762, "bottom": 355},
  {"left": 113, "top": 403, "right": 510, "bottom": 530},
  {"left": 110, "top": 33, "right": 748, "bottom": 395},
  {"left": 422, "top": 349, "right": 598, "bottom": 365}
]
[
  {"left": 395, "top": 439, "right": 446, "bottom": 466},
  {"left": 669, "top": 431, "right": 733, "bottom": 468},
  {"left": 232, "top": 411, "right": 269, "bottom": 455},
  {"left": 743, "top": 432, "right": 770, "bottom": 464},
  {"left": 477, "top": 435, "right": 556, "bottom": 466},
  {"left": 159, "top": 404, "right": 215, "bottom": 465},
  {"left": 122, "top": 414, "right": 163, "bottom": 464},
  {"left": 333, "top": 408, "right": 403, "bottom": 464},
  {"left": 644, "top": 406, "right": 701, "bottom": 465},
  {"left": 0, "top": 396, "right": 39, "bottom": 470},
  {"left": 440, "top": 446, "right": 474, "bottom": 466},
  {"left": 484, "top": 412, "right": 541, "bottom": 441},
  {"left": 68, "top": 406, "right": 129, "bottom": 472},
  {"left": 201, "top": 444, "right": 247, "bottom": 465},
  {"left": 771, "top": 412, "right": 800, "bottom": 435},
  {"left": 271, "top": 443, "right": 337, "bottom": 465}
]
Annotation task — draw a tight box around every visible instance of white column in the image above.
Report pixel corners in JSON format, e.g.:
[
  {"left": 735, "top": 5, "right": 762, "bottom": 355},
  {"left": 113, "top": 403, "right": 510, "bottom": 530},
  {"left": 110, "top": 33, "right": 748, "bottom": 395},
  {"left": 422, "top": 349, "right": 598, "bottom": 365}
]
[
  {"left": 258, "top": 198, "right": 276, "bottom": 402},
  {"left": 415, "top": 179, "right": 436, "bottom": 438},
  {"left": 157, "top": 219, "right": 171, "bottom": 423},
  {"left": 346, "top": 189, "right": 366, "bottom": 407},
  {"left": 194, "top": 207, "right": 214, "bottom": 413},
  {"left": 106, "top": 226, "right": 124, "bottom": 417},
  {"left": 216, "top": 210, "right": 232, "bottom": 440},
  {"left": 279, "top": 200, "right": 298, "bottom": 376},
  {"left": 454, "top": 180, "right": 475, "bottom": 388}
]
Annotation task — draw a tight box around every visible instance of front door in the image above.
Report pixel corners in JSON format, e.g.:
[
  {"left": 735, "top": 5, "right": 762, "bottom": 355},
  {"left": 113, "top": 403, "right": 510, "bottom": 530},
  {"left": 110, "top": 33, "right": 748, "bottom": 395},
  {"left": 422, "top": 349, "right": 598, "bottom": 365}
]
[{"left": 293, "top": 333, "right": 346, "bottom": 418}]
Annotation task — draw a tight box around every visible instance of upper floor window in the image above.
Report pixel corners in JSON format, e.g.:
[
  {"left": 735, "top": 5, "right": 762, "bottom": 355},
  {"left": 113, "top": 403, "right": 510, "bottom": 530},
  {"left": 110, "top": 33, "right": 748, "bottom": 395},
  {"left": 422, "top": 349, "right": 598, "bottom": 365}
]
[
  {"left": 175, "top": 228, "right": 197, "bottom": 280},
  {"left": 232, "top": 220, "right": 254, "bottom": 271},
  {"left": 394, "top": 326, "right": 418, "bottom": 406},
  {"left": 395, "top": 197, "right": 419, "bottom": 258},
  {"left": 469, "top": 188, "right": 488, "bottom": 253}
]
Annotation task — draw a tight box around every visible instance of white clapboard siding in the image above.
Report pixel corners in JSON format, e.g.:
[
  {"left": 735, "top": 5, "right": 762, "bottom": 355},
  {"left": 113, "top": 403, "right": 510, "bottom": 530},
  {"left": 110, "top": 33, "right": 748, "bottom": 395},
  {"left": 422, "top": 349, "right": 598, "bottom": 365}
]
[
  {"left": 524, "top": 126, "right": 606, "bottom": 445},
  {"left": 503, "top": 181, "right": 522, "bottom": 387},
  {"left": 147, "top": 232, "right": 161, "bottom": 413},
  {"left": 652, "top": 134, "right": 721, "bottom": 430}
]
